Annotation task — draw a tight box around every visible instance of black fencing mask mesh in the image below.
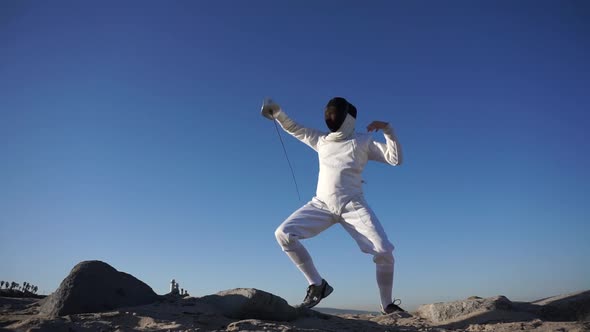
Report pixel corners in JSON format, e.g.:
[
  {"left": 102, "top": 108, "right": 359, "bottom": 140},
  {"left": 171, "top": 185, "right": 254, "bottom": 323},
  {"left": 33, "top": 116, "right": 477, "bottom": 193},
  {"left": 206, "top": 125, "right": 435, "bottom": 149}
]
[{"left": 325, "top": 97, "right": 357, "bottom": 132}]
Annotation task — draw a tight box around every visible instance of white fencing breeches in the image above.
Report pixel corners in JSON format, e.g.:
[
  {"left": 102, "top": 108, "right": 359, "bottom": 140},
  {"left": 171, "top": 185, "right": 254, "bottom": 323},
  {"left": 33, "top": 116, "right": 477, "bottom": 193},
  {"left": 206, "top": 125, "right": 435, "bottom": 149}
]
[
  {"left": 275, "top": 196, "right": 395, "bottom": 308},
  {"left": 275, "top": 196, "right": 395, "bottom": 264}
]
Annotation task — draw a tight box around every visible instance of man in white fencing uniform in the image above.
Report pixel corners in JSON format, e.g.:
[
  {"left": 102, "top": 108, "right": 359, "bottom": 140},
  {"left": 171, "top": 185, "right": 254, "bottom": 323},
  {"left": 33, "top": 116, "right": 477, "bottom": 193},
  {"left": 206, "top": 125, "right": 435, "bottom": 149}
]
[{"left": 261, "top": 97, "right": 404, "bottom": 314}]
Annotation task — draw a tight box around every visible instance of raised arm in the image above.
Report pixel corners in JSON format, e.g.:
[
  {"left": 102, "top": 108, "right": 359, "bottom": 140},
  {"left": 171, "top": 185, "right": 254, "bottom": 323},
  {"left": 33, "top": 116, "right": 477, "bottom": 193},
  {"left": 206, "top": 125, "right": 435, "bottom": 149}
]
[
  {"left": 367, "top": 121, "right": 403, "bottom": 166},
  {"left": 274, "top": 111, "right": 323, "bottom": 150},
  {"left": 261, "top": 100, "right": 323, "bottom": 151}
]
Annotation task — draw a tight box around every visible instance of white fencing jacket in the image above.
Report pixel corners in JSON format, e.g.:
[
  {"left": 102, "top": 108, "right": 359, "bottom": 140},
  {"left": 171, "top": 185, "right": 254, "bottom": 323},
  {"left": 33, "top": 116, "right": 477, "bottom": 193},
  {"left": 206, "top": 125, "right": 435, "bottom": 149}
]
[{"left": 275, "top": 110, "right": 402, "bottom": 215}]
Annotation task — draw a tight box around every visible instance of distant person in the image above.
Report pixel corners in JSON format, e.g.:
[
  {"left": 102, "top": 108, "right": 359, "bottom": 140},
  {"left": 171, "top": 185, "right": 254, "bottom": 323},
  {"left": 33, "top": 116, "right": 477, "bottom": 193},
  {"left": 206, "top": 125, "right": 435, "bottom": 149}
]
[{"left": 261, "top": 97, "right": 404, "bottom": 314}]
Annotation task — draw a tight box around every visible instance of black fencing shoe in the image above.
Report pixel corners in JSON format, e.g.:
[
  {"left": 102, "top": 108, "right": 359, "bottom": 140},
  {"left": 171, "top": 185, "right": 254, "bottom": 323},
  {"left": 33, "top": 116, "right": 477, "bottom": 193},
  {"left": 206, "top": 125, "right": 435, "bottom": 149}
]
[
  {"left": 298, "top": 279, "right": 334, "bottom": 309},
  {"left": 381, "top": 299, "right": 406, "bottom": 315}
]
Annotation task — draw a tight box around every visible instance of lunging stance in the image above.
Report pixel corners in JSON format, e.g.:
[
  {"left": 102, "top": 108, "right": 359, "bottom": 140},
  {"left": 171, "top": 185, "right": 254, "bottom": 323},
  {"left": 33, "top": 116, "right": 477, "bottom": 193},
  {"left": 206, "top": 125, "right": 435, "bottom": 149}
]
[{"left": 261, "top": 97, "right": 404, "bottom": 314}]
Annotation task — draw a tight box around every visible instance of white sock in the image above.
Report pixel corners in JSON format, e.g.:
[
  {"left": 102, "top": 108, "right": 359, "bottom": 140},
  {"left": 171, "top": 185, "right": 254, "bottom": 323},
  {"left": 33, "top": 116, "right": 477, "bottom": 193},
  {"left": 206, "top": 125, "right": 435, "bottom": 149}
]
[
  {"left": 285, "top": 247, "right": 323, "bottom": 285},
  {"left": 376, "top": 264, "right": 394, "bottom": 309}
]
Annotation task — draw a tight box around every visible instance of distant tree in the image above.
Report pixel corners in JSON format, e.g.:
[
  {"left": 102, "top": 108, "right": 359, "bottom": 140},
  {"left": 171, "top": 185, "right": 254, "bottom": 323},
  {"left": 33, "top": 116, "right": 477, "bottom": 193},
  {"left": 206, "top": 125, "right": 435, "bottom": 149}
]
[
  {"left": 33, "top": 286, "right": 38, "bottom": 294},
  {"left": 0, "top": 281, "right": 4, "bottom": 288}
]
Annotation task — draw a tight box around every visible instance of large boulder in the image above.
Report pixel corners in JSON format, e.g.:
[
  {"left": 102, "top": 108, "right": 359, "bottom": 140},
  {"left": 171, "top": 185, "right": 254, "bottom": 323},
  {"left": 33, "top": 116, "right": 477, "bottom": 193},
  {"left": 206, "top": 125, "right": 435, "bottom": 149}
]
[
  {"left": 415, "top": 295, "right": 537, "bottom": 326},
  {"left": 533, "top": 290, "right": 590, "bottom": 321},
  {"left": 199, "top": 288, "right": 299, "bottom": 321},
  {"left": 40, "top": 260, "right": 159, "bottom": 317}
]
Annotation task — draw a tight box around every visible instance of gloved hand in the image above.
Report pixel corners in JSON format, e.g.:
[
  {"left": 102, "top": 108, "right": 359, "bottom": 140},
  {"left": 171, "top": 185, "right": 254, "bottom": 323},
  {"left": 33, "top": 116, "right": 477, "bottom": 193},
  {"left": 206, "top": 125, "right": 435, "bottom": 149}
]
[{"left": 261, "top": 98, "right": 281, "bottom": 120}]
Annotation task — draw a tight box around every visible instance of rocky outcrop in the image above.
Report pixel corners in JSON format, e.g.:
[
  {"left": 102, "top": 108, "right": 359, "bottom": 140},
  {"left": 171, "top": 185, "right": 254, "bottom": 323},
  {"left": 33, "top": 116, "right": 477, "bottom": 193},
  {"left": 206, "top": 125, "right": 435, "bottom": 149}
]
[
  {"left": 199, "top": 288, "right": 300, "bottom": 322},
  {"left": 9, "top": 259, "right": 589, "bottom": 331},
  {"left": 533, "top": 290, "right": 590, "bottom": 321},
  {"left": 40, "top": 260, "right": 159, "bottom": 317},
  {"left": 416, "top": 295, "right": 538, "bottom": 327},
  {"left": 4, "top": 286, "right": 590, "bottom": 332},
  {"left": 415, "top": 291, "right": 590, "bottom": 328}
]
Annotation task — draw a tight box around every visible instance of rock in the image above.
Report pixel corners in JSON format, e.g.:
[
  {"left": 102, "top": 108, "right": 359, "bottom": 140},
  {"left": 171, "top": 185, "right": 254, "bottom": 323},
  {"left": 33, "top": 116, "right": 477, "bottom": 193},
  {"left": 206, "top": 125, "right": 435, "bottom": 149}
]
[
  {"left": 226, "top": 319, "right": 314, "bottom": 331},
  {"left": 408, "top": 291, "right": 590, "bottom": 328},
  {"left": 532, "top": 290, "right": 590, "bottom": 321},
  {"left": 415, "top": 295, "right": 537, "bottom": 327},
  {"left": 416, "top": 295, "right": 513, "bottom": 323},
  {"left": 5, "top": 288, "right": 590, "bottom": 332},
  {"left": 40, "top": 260, "right": 159, "bottom": 317},
  {"left": 199, "top": 288, "right": 299, "bottom": 321}
]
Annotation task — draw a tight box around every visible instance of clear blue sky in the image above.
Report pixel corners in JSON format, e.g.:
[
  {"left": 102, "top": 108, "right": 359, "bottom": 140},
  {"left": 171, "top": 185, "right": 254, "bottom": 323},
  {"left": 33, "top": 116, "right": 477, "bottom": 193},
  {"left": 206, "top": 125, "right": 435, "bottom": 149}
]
[{"left": 1, "top": 1, "right": 589, "bottom": 311}]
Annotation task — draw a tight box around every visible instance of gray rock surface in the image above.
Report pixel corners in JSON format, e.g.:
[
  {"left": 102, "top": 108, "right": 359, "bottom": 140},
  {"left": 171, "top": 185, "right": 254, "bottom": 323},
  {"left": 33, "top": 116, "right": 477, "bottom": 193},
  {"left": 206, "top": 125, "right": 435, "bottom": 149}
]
[
  {"left": 533, "top": 290, "right": 590, "bottom": 321},
  {"left": 415, "top": 295, "right": 538, "bottom": 326},
  {"left": 415, "top": 291, "right": 590, "bottom": 328},
  {"left": 40, "top": 260, "right": 158, "bottom": 317},
  {"left": 199, "top": 288, "right": 300, "bottom": 322},
  {"left": 8, "top": 259, "right": 589, "bottom": 330},
  {"left": 4, "top": 289, "right": 590, "bottom": 331}
]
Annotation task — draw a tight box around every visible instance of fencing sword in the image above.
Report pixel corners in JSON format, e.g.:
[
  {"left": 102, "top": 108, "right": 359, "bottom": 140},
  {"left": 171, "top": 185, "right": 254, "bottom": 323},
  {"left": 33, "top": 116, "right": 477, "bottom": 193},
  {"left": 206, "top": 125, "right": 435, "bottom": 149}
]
[{"left": 263, "top": 98, "right": 301, "bottom": 201}]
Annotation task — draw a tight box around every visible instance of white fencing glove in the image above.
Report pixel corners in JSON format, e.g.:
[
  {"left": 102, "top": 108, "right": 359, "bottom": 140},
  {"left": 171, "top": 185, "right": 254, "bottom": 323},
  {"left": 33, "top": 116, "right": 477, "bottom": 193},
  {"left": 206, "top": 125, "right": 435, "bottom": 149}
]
[{"left": 261, "top": 98, "right": 281, "bottom": 120}]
